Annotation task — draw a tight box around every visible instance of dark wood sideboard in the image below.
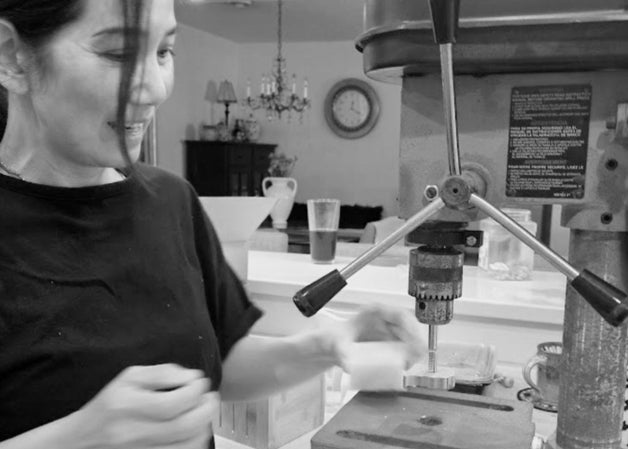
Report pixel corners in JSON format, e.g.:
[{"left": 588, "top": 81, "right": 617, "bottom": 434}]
[{"left": 184, "top": 140, "right": 277, "bottom": 196}]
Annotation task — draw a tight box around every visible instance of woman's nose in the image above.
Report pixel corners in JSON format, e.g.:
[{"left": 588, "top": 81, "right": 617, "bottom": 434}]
[{"left": 130, "top": 57, "right": 172, "bottom": 106}]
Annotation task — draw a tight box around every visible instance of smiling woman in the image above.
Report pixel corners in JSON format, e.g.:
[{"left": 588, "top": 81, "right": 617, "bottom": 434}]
[
  {"left": 0, "top": 1, "right": 233, "bottom": 447},
  {"left": 0, "top": 0, "right": 177, "bottom": 186},
  {"left": 0, "top": 2, "right": 427, "bottom": 449}
]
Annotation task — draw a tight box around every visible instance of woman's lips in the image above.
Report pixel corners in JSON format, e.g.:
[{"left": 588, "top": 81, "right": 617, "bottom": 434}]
[{"left": 107, "top": 121, "right": 146, "bottom": 138}]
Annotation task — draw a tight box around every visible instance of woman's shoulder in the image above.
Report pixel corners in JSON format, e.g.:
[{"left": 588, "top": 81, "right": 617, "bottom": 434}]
[
  {"left": 131, "top": 164, "right": 208, "bottom": 221},
  {"left": 133, "top": 162, "right": 186, "bottom": 184},
  {"left": 133, "top": 163, "right": 196, "bottom": 197}
]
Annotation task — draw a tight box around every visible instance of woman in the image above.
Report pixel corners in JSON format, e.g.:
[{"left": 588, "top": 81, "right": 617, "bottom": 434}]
[{"left": 0, "top": 1, "right": 425, "bottom": 448}]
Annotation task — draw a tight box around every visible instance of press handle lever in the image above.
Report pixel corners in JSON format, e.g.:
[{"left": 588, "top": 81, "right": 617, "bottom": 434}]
[
  {"left": 469, "top": 194, "right": 628, "bottom": 327},
  {"left": 572, "top": 270, "right": 628, "bottom": 327},
  {"left": 429, "top": 0, "right": 461, "bottom": 44},
  {"left": 292, "top": 198, "right": 446, "bottom": 317},
  {"left": 431, "top": 0, "right": 463, "bottom": 176},
  {"left": 293, "top": 270, "right": 347, "bottom": 317}
]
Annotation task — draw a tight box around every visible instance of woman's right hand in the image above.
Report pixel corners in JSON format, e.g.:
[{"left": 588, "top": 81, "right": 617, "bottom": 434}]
[{"left": 72, "top": 364, "right": 217, "bottom": 449}]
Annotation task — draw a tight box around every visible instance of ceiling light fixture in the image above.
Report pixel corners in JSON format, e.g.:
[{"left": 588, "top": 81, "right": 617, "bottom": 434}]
[{"left": 245, "top": 0, "right": 310, "bottom": 122}]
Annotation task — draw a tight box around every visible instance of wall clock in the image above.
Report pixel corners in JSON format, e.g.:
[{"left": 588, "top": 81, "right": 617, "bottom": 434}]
[{"left": 324, "top": 78, "right": 380, "bottom": 139}]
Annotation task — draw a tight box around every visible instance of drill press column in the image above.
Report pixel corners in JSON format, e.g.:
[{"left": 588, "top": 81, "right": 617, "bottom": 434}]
[{"left": 550, "top": 231, "right": 628, "bottom": 449}]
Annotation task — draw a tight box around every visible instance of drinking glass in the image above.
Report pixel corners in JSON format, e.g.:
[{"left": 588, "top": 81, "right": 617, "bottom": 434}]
[{"left": 307, "top": 199, "right": 341, "bottom": 264}]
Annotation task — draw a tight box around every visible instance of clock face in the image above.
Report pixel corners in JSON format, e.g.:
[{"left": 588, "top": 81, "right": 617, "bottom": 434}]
[
  {"left": 332, "top": 88, "right": 371, "bottom": 130},
  {"left": 324, "top": 78, "right": 380, "bottom": 139}
]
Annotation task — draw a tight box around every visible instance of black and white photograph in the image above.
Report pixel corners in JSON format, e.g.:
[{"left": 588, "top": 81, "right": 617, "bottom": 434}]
[{"left": 0, "top": 1, "right": 627, "bottom": 448}]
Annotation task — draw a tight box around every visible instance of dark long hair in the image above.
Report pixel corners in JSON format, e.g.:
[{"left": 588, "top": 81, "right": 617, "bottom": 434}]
[
  {"left": 0, "top": 0, "right": 146, "bottom": 167},
  {"left": 116, "top": 0, "right": 146, "bottom": 167}
]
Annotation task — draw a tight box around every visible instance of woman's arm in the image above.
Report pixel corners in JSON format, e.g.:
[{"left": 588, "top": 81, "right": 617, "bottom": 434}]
[
  {"left": 219, "top": 304, "right": 425, "bottom": 402},
  {"left": 219, "top": 329, "right": 337, "bottom": 402}
]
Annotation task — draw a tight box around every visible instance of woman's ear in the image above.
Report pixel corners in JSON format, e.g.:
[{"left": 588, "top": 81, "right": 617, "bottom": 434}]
[{"left": 0, "top": 19, "right": 29, "bottom": 95}]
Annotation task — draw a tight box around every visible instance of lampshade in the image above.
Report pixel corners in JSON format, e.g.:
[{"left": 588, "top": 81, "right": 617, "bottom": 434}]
[
  {"left": 217, "top": 80, "right": 237, "bottom": 104},
  {"left": 204, "top": 80, "right": 218, "bottom": 102}
]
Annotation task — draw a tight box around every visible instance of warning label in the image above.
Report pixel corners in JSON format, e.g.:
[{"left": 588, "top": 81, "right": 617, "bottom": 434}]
[{"left": 506, "top": 85, "right": 591, "bottom": 199}]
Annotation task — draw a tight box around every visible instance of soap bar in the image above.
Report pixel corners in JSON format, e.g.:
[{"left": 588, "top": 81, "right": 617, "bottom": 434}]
[{"left": 347, "top": 341, "right": 406, "bottom": 391}]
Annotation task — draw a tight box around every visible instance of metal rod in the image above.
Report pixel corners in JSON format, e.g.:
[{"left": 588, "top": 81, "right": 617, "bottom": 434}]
[
  {"left": 340, "top": 198, "right": 446, "bottom": 279},
  {"left": 469, "top": 194, "right": 579, "bottom": 280},
  {"left": 439, "top": 43, "right": 461, "bottom": 176},
  {"left": 428, "top": 325, "right": 438, "bottom": 373}
]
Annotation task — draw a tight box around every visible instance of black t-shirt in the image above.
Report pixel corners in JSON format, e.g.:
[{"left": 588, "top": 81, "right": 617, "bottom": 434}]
[{"left": 0, "top": 164, "right": 262, "bottom": 442}]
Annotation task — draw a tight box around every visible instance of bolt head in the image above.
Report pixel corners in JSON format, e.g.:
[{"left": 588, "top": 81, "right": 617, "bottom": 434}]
[
  {"left": 424, "top": 185, "right": 439, "bottom": 201},
  {"left": 465, "top": 236, "right": 478, "bottom": 247}
]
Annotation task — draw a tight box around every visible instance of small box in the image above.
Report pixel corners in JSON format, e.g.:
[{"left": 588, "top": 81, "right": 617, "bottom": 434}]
[{"left": 215, "top": 374, "right": 325, "bottom": 449}]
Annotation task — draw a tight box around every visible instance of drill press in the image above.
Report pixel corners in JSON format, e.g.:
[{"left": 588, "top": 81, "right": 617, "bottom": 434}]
[{"left": 293, "top": 1, "right": 628, "bottom": 448}]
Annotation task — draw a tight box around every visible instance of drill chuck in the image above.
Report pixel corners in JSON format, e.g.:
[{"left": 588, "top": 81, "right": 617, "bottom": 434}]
[
  {"left": 408, "top": 246, "right": 464, "bottom": 325},
  {"left": 416, "top": 298, "right": 454, "bottom": 325}
]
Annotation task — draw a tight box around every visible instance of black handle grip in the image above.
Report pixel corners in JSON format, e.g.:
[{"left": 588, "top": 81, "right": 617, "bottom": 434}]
[
  {"left": 292, "top": 270, "right": 347, "bottom": 317},
  {"left": 571, "top": 269, "right": 628, "bottom": 327},
  {"left": 429, "top": 0, "right": 460, "bottom": 44}
]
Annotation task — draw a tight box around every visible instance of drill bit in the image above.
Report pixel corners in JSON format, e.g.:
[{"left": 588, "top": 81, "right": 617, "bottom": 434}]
[{"left": 428, "top": 324, "right": 438, "bottom": 373}]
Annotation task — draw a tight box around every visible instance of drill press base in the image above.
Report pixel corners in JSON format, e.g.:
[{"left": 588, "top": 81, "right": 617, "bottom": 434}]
[{"left": 311, "top": 388, "right": 534, "bottom": 449}]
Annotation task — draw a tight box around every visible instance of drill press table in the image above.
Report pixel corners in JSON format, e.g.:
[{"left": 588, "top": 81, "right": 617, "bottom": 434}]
[{"left": 311, "top": 387, "right": 535, "bottom": 449}]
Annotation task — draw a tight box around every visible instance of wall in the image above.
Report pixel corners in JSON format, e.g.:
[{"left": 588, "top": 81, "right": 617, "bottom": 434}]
[
  {"left": 236, "top": 42, "right": 402, "bottom": 217},
  {"left": 156, "top": 24, "right": 240, "bottom": 177},
  {"left": 158, "top": 31, "right": 403, "bottom": 216}
]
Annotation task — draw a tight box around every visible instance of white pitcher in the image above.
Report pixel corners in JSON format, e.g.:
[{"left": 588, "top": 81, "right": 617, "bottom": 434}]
[{"left": 262, "top": 177, "right": 298, "bottom": 229}]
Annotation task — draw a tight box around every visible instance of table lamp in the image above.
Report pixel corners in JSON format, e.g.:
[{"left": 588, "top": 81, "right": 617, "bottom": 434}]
[{"left": 217, "top": 80, "right": 237, "bottom": 128}]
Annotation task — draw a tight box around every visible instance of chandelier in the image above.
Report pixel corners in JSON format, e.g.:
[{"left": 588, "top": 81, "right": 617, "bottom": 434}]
[{"left": 245, "top": 0, "right": 310, "bottom": 121}]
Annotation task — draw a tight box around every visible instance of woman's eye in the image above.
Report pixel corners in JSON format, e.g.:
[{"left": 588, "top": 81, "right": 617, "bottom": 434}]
[
  {"left": 101, "top": 51, "right": 133, "bottom": 62},
  {"left": 158, "top": 48, "right": 175, "bottom": 61},
  {"left": 99, "top": 46, "right": 174, "bottom": 64}
]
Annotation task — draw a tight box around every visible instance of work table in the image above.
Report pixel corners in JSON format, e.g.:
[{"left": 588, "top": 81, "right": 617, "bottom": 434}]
[{"left": 215, "top": 363, "right": 557, "bottom": 449}]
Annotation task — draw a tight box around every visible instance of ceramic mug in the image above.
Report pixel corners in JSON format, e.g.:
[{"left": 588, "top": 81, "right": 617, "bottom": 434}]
[{"left": 523, "top": 341, "right": 562, "bottom": 406}]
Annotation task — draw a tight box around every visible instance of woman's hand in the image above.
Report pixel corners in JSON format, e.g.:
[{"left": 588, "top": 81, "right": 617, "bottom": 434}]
[
  {"left": 71, "top": 364, "right": 218, "bottom": 449},
  {"left": 323, "top": 303, "right": 425, "bottom": 371}
]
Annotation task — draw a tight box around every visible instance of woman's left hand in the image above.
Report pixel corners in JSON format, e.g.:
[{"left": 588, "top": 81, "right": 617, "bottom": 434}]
[{"left": 322, "top": 303, "right": 425, "bottom": 371}]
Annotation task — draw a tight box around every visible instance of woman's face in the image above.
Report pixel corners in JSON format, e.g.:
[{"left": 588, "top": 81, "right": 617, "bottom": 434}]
[{"left": 28, "top": 0, "right": 176, "bottom": 169}]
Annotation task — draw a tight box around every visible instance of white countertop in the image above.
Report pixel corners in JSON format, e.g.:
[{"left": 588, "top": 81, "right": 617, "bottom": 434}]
[{"left": 247, "top": 250, "right": 566, "bottom": 325}]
